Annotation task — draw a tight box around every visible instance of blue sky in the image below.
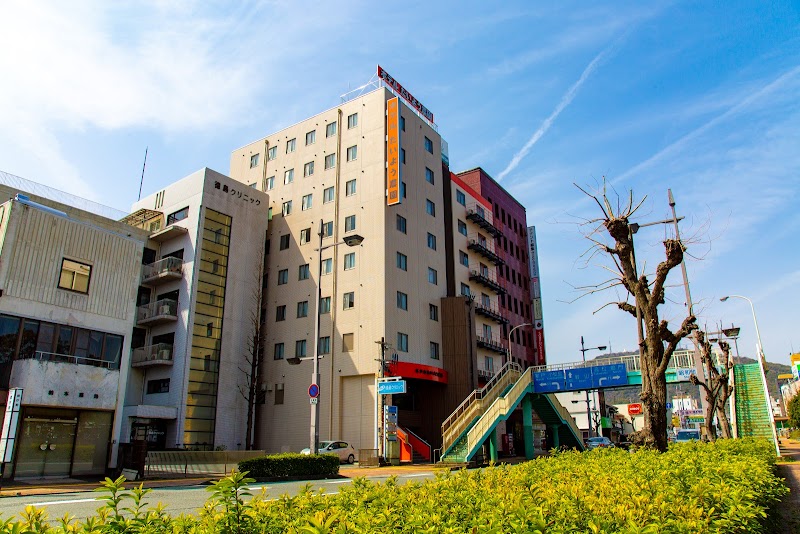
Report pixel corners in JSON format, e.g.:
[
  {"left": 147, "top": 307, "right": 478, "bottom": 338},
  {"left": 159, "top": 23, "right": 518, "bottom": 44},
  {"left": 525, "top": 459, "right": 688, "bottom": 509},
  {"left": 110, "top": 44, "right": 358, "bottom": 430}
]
[{"left": 1, "top": 1, "right": 798, "bottom": 366}]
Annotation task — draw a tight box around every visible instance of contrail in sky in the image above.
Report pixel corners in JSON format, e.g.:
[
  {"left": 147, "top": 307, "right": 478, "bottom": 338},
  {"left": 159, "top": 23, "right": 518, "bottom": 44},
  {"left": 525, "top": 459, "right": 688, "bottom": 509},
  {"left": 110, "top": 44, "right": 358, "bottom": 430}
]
[{"left": 497, "top": 40, "right": 621, "bottom": 181}]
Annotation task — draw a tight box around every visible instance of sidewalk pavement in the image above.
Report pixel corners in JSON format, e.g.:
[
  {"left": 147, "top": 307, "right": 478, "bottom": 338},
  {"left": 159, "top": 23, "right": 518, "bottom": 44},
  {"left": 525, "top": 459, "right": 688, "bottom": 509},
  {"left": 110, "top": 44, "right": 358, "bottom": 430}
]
[
  {"left": 0, "top": 462, "right": 451, "bottom": 498},
  {"left": 774, "top": 439, "right": 800, "bottom": 533}
]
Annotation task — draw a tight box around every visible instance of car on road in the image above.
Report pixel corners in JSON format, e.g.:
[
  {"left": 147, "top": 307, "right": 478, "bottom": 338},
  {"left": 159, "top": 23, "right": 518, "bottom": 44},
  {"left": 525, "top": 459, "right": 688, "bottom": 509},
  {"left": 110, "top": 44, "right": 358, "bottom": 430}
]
[
  {"left": 674, "top": 429, "right": 702, "bottom": 443},
  {"left": 585, "top": 436, "right": 615, "bottom": 450},
  {"left": 300, "top": 441, "right": 357, "bottom": 463}
]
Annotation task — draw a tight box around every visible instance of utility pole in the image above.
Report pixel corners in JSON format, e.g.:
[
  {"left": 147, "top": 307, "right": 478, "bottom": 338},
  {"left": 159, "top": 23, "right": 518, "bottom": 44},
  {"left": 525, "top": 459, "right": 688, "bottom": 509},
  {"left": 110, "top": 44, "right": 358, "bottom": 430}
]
[{"left": 375, "top": 337, "right": 390, "bottom": 459}]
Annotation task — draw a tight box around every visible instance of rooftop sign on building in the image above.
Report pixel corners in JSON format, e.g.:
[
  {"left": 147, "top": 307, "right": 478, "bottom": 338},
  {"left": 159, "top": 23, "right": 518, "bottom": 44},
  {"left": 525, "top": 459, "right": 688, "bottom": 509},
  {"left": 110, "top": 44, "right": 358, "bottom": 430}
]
[{"left": 378, "top": 65, "right": 434, "bottom": 124}]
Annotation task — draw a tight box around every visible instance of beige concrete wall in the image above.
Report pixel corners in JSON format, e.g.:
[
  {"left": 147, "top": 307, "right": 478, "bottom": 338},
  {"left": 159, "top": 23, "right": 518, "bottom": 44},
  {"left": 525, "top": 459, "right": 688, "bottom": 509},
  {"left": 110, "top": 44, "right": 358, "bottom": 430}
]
[
  {"left": 10, "top": 359, "right": 120, "bottom": 411},
  {"left": 230, "top": 88, "right": 447, "bottom": 453}
]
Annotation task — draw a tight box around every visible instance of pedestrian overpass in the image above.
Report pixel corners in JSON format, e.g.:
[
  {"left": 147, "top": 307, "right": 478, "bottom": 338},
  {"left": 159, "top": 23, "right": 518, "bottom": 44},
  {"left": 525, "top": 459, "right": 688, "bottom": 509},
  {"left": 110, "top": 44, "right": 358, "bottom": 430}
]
[{"left": 439, "top": 350, "right": 696, "bottom": 464}]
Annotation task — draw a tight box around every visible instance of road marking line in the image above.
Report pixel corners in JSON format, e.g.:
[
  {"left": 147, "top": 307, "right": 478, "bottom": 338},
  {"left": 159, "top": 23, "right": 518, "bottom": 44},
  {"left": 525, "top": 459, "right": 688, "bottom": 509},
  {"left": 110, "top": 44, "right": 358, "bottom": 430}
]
[
  {"left": 324, "top": 480, "right": 351, "bottom": 484},
  {"left": 28, "top": 498, "right": 98, "bottom": 506},
  {"left": 402, "top": 473, "right": 433, "bottom": 477}
]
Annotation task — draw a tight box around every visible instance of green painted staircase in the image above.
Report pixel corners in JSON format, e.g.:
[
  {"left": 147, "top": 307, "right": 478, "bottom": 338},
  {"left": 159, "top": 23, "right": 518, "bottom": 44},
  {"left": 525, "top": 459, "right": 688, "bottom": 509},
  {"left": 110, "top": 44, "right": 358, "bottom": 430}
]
[{"left": 733, "top": 363, "right": 775, "bottom": 443}]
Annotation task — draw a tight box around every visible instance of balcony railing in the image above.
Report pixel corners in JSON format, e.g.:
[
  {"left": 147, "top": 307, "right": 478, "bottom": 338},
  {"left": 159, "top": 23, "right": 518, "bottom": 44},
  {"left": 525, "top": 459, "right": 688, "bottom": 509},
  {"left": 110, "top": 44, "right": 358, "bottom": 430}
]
[
  {"left": 466, "top": 204, "right": 502, "bottom": 238},
  {"left": 137, "top": 299, "right": 178, "bottom": 326},
  {"left": 477, "top": 368, "right": 495, "bottom": 381},
  {"left": 467, "top": 235, "right": 504, "bottom": 265},
  {"left": 474, "top": 301, "right": 508, "bottom": 324},
  {"left": 142, "top": 257, "right": 183, "bottom": 286},
  {"left": 18, "top": 351, "right": 118, "bottom": 370},
  {"left": 131, "top": 343, "right": 174, "bottom": 367},
  {"left": 476, "top": 332, "right": 507, "bottom": 354},
  {"left": 469, "top": 269, "right": 506, "bottom": 295}
]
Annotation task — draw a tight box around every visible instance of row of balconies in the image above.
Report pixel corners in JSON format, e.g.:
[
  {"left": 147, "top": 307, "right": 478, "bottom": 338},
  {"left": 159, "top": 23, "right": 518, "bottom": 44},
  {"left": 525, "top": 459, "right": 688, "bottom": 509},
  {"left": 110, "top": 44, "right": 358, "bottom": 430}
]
[
  {"left": 469, "top": 268, "right": 506, "bottom": 295},
  {"left": 474, "top": 300, "right": 509, "bottom": 325},
  {"left": 465, "top": 204, "right": 503, "bottom": 238},
  {"left": 141, "top": 256, "right": 183, "bottom": 286},
  {"left": 475, "top": 332, "right": 508, "bottom": 354},
  {"left": 467, "top": 236, "right": 505, "bottom": 266}
]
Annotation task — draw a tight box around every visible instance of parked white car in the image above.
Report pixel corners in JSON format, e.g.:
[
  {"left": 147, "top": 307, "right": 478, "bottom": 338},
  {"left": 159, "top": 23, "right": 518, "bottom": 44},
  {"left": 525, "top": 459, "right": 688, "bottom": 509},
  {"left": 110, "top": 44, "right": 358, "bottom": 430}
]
[{"left": 300, "top": 441, "right": 357, "bottom": 464}]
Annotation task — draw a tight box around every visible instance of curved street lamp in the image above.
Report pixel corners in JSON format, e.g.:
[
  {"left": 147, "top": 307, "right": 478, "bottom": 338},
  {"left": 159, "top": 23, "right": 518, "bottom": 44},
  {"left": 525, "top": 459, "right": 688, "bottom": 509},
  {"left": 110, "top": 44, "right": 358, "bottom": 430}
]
[
  {"left": 506, "top": 323, "right": 532, "bottom": 365},
  {"left": 580, "top": 336, "right": 607, "bottom": 438},
  {"left": 720, "top": 295, "right": 779, "bottom": 455}
]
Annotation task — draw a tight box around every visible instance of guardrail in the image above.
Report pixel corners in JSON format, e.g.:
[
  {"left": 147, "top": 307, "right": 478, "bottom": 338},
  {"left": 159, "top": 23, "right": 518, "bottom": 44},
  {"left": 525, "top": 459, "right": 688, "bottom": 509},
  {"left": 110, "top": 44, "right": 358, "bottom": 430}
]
[
  {"left": 18, "top": 350, "right": 118, "bottom": 370},
  {"left": 528, "top": 349, "right": 695, "bottom": 375},
  {"left": 145, "top": 450, "right": 267, "bottom": 478}
]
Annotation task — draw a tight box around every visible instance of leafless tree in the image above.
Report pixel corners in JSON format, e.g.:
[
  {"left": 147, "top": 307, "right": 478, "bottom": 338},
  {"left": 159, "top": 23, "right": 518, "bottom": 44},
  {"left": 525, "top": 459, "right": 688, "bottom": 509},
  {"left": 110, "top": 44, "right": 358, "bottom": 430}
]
[
  {"left": 238, "top": 244, "right": 266, "bottom": 450},
  {"left": 576, "top": 183, "right": 697, "bottom": 452},
  {"left": 690, "top": 330, "right": 733, "bottom": 439}
]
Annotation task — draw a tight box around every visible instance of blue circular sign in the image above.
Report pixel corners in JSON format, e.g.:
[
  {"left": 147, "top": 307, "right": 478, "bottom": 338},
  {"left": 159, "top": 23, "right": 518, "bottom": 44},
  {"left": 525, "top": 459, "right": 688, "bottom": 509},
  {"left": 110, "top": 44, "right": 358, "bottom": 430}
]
[{"left": 308, "top": 384, "right": 320, "bottom": 398}]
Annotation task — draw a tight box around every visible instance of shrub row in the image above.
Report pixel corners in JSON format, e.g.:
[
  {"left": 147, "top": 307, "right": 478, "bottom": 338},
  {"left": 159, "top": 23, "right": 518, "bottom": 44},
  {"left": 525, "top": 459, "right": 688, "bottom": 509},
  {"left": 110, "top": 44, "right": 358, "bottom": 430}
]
[
  {"left": 0, "top": 438, "right": 787, "bottom": 533},
  {"left": 238, "top": 452, "right": 340, "bottom": 479}
]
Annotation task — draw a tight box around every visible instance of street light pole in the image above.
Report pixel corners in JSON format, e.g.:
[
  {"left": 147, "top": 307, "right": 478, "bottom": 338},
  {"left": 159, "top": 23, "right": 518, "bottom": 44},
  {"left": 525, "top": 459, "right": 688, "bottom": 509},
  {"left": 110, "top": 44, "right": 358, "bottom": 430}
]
[
  {"left": 507, "top": 323, "right": 532, "bottom": 365},
  {"left": 288, "top": 221, "right": 364, "bottom": 455},
  {"left": 720, "top": 295, "right": 780, "bottom": 455},
  {"left": 580, "top": 336, "right": 607, "bottom": 439}
]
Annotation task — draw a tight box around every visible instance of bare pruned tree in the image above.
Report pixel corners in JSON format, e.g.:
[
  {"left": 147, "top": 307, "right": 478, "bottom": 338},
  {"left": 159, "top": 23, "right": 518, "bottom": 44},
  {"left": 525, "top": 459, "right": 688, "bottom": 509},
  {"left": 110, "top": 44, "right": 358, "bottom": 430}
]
[
  {"left": 576, "top": 183, "right": 697, "bottom": 452},
  {"left": 238, "top": 243, "right": 266, "bottom": 450},
  {"left": 690, "top": 329, "right": 733, "bottom": 440}
]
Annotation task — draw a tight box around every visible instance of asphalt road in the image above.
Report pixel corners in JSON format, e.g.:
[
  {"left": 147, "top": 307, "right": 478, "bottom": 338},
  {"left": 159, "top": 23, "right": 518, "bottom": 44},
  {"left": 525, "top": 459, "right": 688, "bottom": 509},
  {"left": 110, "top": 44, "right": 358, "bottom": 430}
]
[{"left": 0, "top": 470, "right": 439, "bottom": 522}]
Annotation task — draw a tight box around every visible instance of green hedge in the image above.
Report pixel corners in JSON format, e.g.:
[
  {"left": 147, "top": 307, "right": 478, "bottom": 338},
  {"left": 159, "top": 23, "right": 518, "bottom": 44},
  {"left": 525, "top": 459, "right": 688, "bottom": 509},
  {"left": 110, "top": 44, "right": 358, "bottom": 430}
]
[
  {"left": 238, "top": 452, "right": 340, "bottom": 479},
  {"left": 0, "top": 438, "right": 787, "bottom": 533}
]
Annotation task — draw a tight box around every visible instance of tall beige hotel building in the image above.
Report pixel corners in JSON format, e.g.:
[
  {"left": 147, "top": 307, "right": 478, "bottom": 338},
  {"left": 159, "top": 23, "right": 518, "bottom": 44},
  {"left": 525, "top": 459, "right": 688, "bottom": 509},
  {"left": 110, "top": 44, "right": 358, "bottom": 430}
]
[{"left": 229, "top": 68, "right": 542, "bottom": 456}]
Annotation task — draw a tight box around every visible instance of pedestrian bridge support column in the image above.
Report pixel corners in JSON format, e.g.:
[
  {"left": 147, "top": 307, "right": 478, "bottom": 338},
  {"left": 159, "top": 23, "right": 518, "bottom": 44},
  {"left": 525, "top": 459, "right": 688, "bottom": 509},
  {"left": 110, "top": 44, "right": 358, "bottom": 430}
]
[
  {"left": 550, "top": 423, "right": 561, "bottom": 451},
  {"left": 523, "top": 394, "right": 534, "bottom": 460},
  {"left": 488, "top": 429, "right": 498, "bottom": 463}
]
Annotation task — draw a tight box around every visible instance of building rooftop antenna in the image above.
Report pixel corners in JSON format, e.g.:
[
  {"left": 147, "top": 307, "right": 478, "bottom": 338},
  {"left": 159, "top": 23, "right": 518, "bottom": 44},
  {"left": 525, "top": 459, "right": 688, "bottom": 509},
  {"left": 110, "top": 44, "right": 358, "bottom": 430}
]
[{"left": 137, "top": 147, "right": 148, "bottom": 201}]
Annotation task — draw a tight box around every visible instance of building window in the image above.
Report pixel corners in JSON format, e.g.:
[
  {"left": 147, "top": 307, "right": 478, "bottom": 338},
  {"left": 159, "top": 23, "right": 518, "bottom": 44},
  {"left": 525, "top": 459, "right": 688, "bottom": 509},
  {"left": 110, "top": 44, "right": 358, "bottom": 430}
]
[
  {"left": 250, "top": 154, "right": 260, "bottom": 168},
  {"left": 58, "top": 259, "right": 92, "bottom": 294},
  {"left": 456, "top": 190, "right": 466, "bottom": 206},
  {"left": 397, "top": 332, "right": 408, "bottom": 352},
  {"left": 319, "top": 336, "right": 331, "bottom": 355},
  {"left": 461, "top": 283, "right": 470, "bottom": 296},
  {"left": 277, "top": 269, "right": 288, "bottom": 285},
  {"left": 276, "top": 305, "right": 286, "bottom": 321},
  {"left": 286, "top": 138, "right": 296, "bottom": 153},
  {"left": 306, "top": 130, "right": 316, "bottom": 145},
  {"left": 304, "top": 161, "right": 315, "bottom": 177},
  {"left": 429, "top": 304, "right": 439, "bottom": 321},
  {"left": 321, "top": 258, "right": 333, "bottom": 274},
  {"left": 426, "top": 167, "right": 434, "bottom": 184},
  {"left": 300, "top": 228, "right": 311, "bottom": 245},
  {"left": 396, "top": 214, "right": 407, "bottom": 234},
  {"left": 320, "top": 296, "right": 331, "bottom": 314},
  {"left": 274, "top": 343, "right": 284, "bottom": 360},
  {"left": 396, "top": 252, "right": 407, "bottom": 271},
  {"left": 346, "top": 145, "right": 358, "bottom": 161},
  {"left": 322, "top": 221, "right": 333, "bottom": 238},
  {"left": 426, "top": 199, "right": 436, "bottom": 217},
  {"left": 298, "top": 264, "right": 310, "bottom": 280},
  {"left": 324, "top": 153, "right": 336, "bottom": 170},
  {"left": 401, "top": 148, "right": 406, "bottom": 164},
  {"left": 343, "top": 291, "right": 355, "bottom": 309},
  {"left": 266, "top": 176, "right": 275, "bottom": 190},
  {"left": 344, "top": 252, "right": 356, "bottom": 270},
  {"left": 323, "top": 186, "right": 335, "bottom": 203},
  {"left": 397, "top": 291, "right": 408, "bottom": 311},
  {"left": 458, "top": 220, "right": 467, "bottom": 236},
  {"left": 297, "top": 301, "right": 309, "bottom": 318},
  {"left": 346, "top": 179, "right": 357, "bottom": 196},
  {"left": 345, "top": 214, "right": 356, "bottom": 232},
  {"left": 342, "top": 333, "right": 354, "bottom": 352},
  {"left": 284, "top": 169, "right": 294, "bottom": 184},
  {"left": 482, "top": 293, "right": 491, "bottom": 307},
  {"left": 483, "top": 324, "right": 492, "bottom": 339},
  {"left": 279, "top": 234, "right": 290, "bottom": 250},
  {"left": 459, "top": 250, "right": 469, "bottom": 267},
  {"left": 347, "top": 113, "right": 358, "bottom": 129},
  {"left": 400, "top": 115, "right": 405, "bottom": 131},
  {"left": 282, "top": 201, "right": 292, "bottom": 216},
  {"left": 430, "top": 342, "right": 440, "bottom": 360},
  {"left": 167, "top": 207, "right": 189, "bottom": 225},
  {"left": 147, "top": 378, "right": 170, "bottom": 394},
  {"left": 302, "top": 194, "right": 313, "bottom": 211},
  {"left": 268, "top": 146, "right": 277, "bottom": 160},
  {"left": 326, "top": 122, "right": 337, "bottom": 137},
  {"left": 424, "top": 136, "right": 433, "bottom": 153},
  {"left": 401, "top": 181, "right": 407, "bottom": 198},
  {"left": 295, "top": 339, "right": 307, "bottom": 358},
  {"left": 275, "top": 383, "right": 284, "bottom": 404},
  {"left": 428, "top": 267, "right": 438, "bottom": 285},
  {"left": 427, "top": 233, "right": 436, "bottom": 250}
]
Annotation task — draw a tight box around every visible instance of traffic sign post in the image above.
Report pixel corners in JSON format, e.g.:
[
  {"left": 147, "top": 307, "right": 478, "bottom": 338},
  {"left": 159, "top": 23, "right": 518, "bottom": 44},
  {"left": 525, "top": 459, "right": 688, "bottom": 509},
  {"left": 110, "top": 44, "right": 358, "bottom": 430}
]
[{"left": 308, "top": 384, "right": 320, "bottom": 398}]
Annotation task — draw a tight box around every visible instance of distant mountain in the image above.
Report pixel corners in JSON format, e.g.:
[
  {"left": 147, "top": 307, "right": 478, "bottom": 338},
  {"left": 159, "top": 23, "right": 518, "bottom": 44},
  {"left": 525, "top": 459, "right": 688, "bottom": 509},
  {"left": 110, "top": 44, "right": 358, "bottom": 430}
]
[{"left": 594, "top": 352, "right": 790, "bottom": 405}]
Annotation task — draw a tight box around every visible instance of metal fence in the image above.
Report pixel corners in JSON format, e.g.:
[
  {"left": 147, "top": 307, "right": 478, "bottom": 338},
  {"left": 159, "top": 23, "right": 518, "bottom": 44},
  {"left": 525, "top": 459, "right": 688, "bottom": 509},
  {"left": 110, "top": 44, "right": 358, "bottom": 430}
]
[{"left": 144, "top": 450, "right": 268, "bottom": 478}]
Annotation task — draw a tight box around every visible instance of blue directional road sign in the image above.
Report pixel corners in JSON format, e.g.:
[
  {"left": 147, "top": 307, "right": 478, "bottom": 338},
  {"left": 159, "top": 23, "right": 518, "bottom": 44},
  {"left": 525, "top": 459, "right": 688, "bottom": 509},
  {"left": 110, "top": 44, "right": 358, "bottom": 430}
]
[
  {"left": 377, "top": 380, "right": 407, "bottom": 395},
  {"left": 591, "top": 364, "right": 628, "bottom": 388},
  {"left": 533, "top": 370, "right": 565, "bottom": 393},
  {"left": 566, "top": 367, "right": 593, "bottom": 390}
]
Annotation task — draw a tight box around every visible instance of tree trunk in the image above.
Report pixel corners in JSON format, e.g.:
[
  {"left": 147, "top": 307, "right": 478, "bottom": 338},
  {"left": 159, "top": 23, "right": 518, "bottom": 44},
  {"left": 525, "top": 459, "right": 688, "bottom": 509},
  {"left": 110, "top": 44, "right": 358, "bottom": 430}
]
[
  {"left": 638, "top": 341, "right": 669, "bottom": 451},
  {"left": 704, "top": 399, "right": 718, "bottom": 440},
  {"left": 716, "top": 404, "right": 731, "bottom": 439}
]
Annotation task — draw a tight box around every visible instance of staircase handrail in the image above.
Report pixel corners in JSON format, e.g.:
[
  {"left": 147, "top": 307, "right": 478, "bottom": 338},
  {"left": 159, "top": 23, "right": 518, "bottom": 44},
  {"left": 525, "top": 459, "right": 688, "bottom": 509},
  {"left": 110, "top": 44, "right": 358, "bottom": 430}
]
[
  {"left": 441, "top": 362, "right": 522, "bottom": 452},
  {"left": 399, "top": 426, "right": 432, "bottom": 461},
  {"left": 544, "top": 392, "right": 583, "bottom": 440}
]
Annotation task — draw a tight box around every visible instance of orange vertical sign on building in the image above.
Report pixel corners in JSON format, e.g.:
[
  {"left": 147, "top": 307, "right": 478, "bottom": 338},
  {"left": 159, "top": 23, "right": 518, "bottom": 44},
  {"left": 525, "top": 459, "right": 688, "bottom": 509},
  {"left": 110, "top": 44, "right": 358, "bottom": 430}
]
[{"left": 386, "top": 97, "right": 401, "bottom": 206}]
